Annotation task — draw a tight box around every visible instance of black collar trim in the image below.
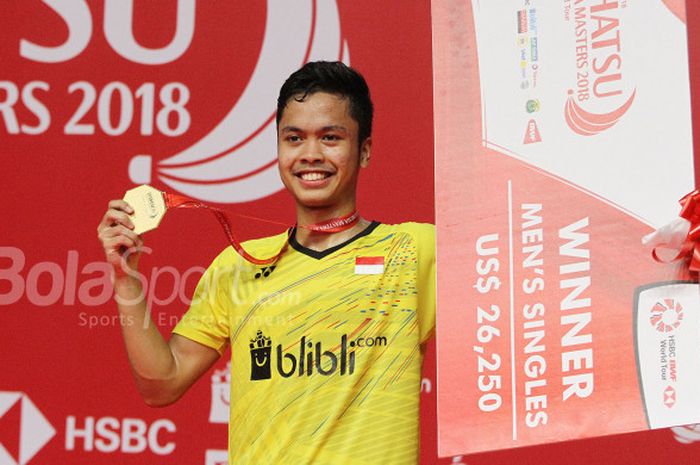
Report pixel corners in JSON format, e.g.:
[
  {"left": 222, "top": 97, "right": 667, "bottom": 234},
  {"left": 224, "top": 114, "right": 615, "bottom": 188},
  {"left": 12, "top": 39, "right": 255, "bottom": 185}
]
[{"left": 289, "top": 221, "right": 381, "bottom": 259}]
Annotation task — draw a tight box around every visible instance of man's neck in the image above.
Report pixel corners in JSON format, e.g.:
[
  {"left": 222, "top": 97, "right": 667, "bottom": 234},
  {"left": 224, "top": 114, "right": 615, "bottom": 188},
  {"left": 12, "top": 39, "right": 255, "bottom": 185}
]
[{"left": 294, "top": 204, "right": 369, "bottom": 252}]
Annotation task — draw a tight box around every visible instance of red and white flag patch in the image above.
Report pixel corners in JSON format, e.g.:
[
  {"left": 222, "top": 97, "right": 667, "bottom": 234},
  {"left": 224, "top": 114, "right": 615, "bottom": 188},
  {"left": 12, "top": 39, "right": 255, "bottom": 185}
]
[{"left": 355, "top": 256, "right": 385, "bottom": 275}]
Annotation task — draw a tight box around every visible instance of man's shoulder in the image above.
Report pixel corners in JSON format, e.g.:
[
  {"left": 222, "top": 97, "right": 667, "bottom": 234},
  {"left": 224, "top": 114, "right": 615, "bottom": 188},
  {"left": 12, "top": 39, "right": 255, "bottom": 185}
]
[
  {"left": 241, "top": 229, "right": 290, "bottom": 251},
  {"left": 210, "top": 230, "right": 290, "bottom": 267},
  {"left": 376, "top": 222, "right": 434, "bottom": 261},
  {"left": 378, "top": 221, "right": 434, "bottom": 239}
]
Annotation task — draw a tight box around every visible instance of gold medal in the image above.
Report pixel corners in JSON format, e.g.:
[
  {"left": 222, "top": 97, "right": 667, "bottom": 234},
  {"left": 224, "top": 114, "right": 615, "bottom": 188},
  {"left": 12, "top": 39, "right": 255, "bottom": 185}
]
[
  {"left": 123, "top": 185, "right": 167, "bottom": 234},
  {"left": 119, "top": 185, "right": 357, "bottom": 265}
]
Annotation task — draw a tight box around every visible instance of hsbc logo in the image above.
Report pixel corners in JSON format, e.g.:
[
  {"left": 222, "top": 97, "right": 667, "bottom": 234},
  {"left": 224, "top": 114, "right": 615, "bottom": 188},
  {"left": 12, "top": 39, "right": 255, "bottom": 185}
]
[
  {"left": 663, "top": 385, "right": 677, "bottom": 408},
  {"left": 0, "top": 391, "right": 178, "bottom": 463},
  {"left": 0, "top": 392, "right": 55, "bottom": 465}
]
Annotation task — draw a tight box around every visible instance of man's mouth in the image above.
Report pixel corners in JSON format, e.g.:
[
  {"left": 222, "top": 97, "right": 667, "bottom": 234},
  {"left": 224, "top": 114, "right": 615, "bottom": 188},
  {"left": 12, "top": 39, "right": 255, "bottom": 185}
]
[{"left": 297, "top": 171, "right": 332, "bottom": 181}]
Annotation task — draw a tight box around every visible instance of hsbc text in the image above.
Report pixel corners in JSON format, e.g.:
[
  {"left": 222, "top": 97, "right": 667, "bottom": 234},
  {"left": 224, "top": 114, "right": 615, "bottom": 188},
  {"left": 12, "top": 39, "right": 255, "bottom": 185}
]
[{"left": 65, "top": 416, "right": 176, "bottom": 455}]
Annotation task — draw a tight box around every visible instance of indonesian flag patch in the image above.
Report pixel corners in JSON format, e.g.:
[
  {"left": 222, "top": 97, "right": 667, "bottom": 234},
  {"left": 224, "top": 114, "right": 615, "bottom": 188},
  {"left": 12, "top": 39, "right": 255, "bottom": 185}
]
[{"left": 355, "top": 256, "right": 385, "bottom": 275}]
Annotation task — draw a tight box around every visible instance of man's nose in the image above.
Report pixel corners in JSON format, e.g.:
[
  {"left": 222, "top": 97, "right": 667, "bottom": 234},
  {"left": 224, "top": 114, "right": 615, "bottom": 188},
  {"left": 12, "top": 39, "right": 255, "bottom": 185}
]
[{"left": 300, "top": 139, "right": 324, "bottom": 163}]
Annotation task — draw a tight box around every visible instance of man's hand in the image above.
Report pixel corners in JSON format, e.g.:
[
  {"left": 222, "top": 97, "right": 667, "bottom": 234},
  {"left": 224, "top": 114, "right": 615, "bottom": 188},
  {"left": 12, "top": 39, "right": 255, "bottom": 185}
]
[{"left": 97, "top": 199, "right": 144, "bottom": 278}]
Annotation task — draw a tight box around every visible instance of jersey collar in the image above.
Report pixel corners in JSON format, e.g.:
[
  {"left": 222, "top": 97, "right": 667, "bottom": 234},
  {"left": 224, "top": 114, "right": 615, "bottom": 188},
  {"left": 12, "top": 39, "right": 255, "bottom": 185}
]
[{"left": 288, "top": 221, "right": 381, "bottom": 259}]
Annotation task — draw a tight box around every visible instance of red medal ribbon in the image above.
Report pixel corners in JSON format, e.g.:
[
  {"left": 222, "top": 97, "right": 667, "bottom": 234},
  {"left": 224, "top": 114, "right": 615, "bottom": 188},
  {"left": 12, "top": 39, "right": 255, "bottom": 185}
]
[
  {"left": 304, "top": 210, "right": 359, "bottom": 232},
  {"left": 652, "top": 189, "right": 700, "bottom": 272},
  {"left": 163, "top": 192, "right": 359, "bottom": 265}
]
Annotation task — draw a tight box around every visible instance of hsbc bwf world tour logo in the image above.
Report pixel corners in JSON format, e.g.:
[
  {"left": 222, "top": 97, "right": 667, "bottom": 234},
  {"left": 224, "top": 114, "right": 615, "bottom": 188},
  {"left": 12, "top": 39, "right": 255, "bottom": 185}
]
[{"left": 649, "top": 298, "right": 684, "bottom": 333}]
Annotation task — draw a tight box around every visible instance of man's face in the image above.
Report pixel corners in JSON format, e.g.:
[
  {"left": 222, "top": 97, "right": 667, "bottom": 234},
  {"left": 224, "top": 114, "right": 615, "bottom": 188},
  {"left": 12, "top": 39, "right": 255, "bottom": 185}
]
[{"left": 277, "top": 92, "right": 370, "bottom": 211}]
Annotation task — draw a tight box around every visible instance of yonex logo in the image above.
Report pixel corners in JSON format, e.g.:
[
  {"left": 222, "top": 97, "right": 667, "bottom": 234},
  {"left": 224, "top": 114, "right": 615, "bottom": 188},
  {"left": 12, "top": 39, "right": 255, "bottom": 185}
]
[
  {"left": 0, "top": 392, "right": 55, "bottom": 465},
  {"left": 254, "top": 266, "right": 276, "bottom": 279}
]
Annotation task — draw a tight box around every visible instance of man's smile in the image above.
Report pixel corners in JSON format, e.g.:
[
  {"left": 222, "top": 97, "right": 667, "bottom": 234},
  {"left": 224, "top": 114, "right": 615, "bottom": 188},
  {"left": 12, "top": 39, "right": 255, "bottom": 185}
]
[{"left": 298, "top": 172, "right": 331, "bottom": 181}]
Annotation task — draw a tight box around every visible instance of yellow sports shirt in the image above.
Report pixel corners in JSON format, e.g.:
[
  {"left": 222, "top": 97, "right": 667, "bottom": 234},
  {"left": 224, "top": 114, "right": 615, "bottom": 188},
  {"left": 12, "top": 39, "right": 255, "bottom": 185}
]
[{"left": 173, "top": 222, "right": 435, "bottom": 464}]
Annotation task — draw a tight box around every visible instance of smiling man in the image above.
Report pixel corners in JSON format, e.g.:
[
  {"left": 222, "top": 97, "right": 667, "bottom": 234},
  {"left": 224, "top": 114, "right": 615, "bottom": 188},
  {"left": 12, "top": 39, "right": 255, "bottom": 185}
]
[{"left": 97, "top": 61, "right": 435, "bottom": 464}]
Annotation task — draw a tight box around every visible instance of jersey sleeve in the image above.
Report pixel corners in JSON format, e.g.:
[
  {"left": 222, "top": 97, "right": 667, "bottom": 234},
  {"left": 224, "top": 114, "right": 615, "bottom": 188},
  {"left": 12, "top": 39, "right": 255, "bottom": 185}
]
[
  {"left": 415, "top": 223, "right": 436, "bottom": 343},
  {"left": 172, "top": 249, "right": 237, "bottom": 354}
]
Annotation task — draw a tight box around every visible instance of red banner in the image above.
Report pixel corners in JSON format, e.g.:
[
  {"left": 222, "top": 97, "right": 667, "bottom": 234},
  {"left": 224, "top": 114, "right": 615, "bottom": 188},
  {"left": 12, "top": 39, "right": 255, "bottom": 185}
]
[
  {"left": 434, "top": 0, "right": 700, "bottom": 459},
  {"left": 3, "top": 1, "right": 700, "bottom": 465}
]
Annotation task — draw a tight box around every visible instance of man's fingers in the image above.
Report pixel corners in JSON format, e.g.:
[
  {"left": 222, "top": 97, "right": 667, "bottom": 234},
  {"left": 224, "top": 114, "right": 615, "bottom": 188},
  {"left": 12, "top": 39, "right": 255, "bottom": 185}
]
[
  {"left": 99, "top": 208, "right": 135, "bottom": 232},
  {"left": 98, "top": 200, "right": 144, "bottom": 273},
  {"left": 97, "top": 199, "right": 136, "bottom": 233},
  {"left": 101, "top": 224, "right": 141, "bottom": 243},
  {"left": 100, "top": 224, "right": 144, "bottom": 253},
  {"left": 108, "top": 199, "right": 134, "bottom": 214},
  {"left": 105, "top": 239, "right": 141, "bottom": 256},
  {"left": 105, "top": 235, "right": 138, "bottom": 252}
]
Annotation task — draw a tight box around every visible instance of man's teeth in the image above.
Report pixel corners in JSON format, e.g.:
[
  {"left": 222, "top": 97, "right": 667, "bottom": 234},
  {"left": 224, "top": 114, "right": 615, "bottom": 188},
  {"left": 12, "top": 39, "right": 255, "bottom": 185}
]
[{"left": 300, "top": 172, "right": 328, "bottom": 181}]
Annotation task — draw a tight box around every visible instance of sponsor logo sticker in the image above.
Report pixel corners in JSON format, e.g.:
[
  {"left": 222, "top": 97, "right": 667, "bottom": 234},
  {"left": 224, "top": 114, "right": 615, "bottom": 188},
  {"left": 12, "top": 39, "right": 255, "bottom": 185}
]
[{"left": 523, "top": 119, "right": 542, "bottom": 144}]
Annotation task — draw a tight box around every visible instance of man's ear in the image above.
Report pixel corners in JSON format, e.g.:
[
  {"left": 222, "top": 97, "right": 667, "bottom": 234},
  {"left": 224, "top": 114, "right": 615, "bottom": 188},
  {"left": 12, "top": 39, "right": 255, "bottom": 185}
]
[{"left": 360, "top": 137, "right": 372, "bottom": 167}]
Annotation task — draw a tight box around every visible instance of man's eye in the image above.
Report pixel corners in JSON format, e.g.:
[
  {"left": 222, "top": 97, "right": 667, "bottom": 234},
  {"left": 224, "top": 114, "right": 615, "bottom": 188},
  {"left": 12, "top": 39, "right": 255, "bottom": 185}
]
[
  {"left": 323, "top": 134, "right": 339, "bottom": 141},
  {"left": 287, "top": 135, "right": 301, "bottom": 142}
]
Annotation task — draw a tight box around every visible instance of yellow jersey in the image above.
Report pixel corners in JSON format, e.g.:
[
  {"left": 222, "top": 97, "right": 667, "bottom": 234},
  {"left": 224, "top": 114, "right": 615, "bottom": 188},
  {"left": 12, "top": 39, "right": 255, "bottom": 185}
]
[{"left": 173, "top": 221, "right": 435, "bottom": 464}]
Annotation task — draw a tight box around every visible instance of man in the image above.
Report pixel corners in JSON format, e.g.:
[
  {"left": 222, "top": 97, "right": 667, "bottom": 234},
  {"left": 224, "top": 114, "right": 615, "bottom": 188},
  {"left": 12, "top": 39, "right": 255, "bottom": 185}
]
[{"left": 98, "top": 61, "right": 435, "bottom": 464}]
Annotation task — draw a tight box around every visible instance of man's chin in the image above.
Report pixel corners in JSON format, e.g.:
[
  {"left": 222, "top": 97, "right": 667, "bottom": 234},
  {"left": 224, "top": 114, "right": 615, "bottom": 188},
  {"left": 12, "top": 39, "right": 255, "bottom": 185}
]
[
  {"left": 296, "top": 200, "right": 333, "bottom": 209},
  {"left": 293, "top": 195, "right": 337, "bottom": 210}
]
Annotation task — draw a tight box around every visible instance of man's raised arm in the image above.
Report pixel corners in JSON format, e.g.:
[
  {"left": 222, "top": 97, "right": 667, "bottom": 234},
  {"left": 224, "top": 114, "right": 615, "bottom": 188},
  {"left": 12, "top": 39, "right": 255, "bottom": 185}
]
[{"left": 97, "top": 199, "right": 219, "bottom": 406}]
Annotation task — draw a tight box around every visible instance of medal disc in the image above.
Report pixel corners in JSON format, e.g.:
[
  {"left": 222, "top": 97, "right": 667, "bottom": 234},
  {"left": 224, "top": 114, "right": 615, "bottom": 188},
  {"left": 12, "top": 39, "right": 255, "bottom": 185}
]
[{"left": 123, "top": 185, "right": 167, "bottom": 234}]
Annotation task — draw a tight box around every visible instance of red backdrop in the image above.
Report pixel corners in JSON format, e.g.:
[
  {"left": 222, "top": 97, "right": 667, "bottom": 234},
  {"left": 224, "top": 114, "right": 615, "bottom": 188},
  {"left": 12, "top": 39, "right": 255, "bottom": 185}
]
[{"left": 0, "top": 1, "right": 698, "bottom": 464}]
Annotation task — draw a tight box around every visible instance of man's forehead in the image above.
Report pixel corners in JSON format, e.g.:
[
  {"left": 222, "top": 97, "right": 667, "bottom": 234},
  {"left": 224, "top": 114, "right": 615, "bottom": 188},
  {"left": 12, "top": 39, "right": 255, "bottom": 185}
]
[
  {"left": 279, "top": 92, "right": 354, "bottom": 125},
  {"left": 285, "top": 91, "right": 348, "bottom": 110}
]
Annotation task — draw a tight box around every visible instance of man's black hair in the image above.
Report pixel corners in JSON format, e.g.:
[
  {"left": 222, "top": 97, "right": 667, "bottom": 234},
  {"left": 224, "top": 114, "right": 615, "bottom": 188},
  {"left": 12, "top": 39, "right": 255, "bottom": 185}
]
[{"left": 276, "top": 61, "right": 374, "bottom": 144}]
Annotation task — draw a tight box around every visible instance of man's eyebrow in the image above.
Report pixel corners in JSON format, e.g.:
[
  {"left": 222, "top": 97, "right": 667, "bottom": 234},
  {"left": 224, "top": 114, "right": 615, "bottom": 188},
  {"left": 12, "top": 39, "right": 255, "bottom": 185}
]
[
  {"left": 280, "top": 125, "right": 349, "bottom": 133},
  {"left": 321, "top": 125, "right": 348, "bottom": 132}
]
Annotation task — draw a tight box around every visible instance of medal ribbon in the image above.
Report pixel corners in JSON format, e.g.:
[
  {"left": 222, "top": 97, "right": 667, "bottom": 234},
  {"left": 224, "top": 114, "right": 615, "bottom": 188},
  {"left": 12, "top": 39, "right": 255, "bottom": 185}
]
[
  {"left": 163, "top": 192, "right": 359, "bottom": 265},
  {"left": 652, "top": 189, "right": 700, "bottom": 272}
]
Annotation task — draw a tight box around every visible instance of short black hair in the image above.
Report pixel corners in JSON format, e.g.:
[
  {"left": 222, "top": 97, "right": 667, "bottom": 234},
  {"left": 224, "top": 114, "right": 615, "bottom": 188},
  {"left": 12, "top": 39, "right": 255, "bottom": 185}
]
[{"left": 276, "top": 61, "right": 373, "bottom": 144}]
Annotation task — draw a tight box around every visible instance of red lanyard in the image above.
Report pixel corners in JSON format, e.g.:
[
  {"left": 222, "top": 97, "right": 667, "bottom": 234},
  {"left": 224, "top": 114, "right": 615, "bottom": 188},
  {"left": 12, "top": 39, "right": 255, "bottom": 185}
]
[
  {"left": 304, "top": 210, "right": 359, "bottom": 232},
  {"left": 163, "top": 192, "right": 359, "bottom": 265}
]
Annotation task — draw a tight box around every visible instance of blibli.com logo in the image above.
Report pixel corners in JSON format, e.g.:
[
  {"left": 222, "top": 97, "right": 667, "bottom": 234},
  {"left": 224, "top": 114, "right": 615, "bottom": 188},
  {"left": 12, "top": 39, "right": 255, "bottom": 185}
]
[
  {"left": 249, "top": 330, "right": 387, "bottom": 380},
  {"left": 250, "top": 330, "right": 273, "bottom": 380}
]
